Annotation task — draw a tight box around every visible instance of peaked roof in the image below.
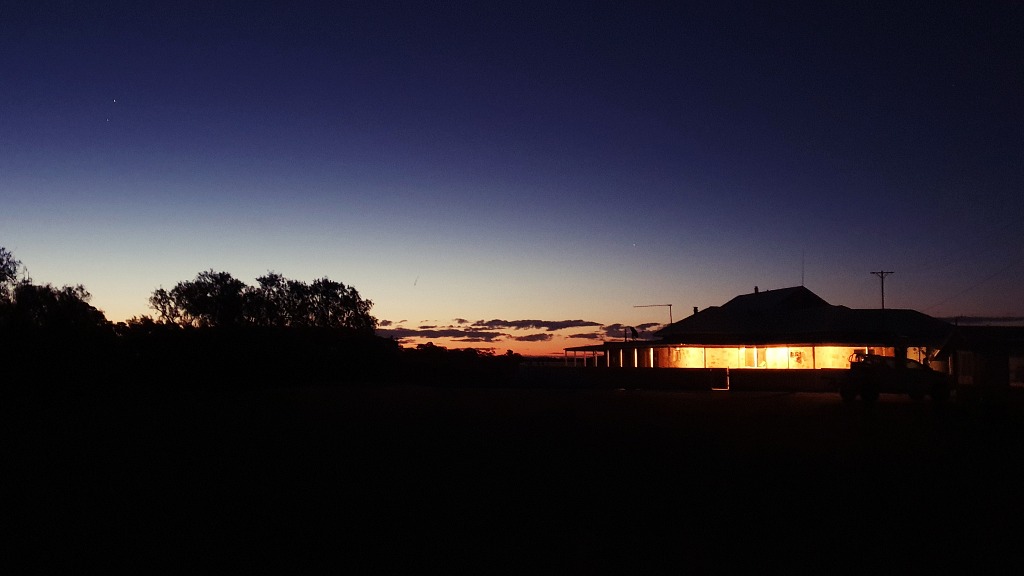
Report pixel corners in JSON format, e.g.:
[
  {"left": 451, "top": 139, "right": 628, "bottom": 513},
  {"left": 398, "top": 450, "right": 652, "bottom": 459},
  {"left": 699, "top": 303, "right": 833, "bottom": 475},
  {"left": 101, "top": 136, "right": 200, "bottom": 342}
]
[
  {"left": 717, "top": 286, "right": 831, "bottom": 314},
  {"left": 654, "top": 286, "right": 952, "bottom": 346}
]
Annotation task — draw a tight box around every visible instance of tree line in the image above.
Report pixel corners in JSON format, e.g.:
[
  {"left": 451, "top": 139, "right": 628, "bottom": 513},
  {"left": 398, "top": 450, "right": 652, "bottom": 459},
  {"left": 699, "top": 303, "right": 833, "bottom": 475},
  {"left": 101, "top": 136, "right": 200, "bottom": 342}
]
[
  {"left": 1, "top": 247, "right": 108, "bottom": 335},
  {"left": 2, "top": 246, "right": 521, "bottom": 389},
  {"left": 2, "top": 247, "right": 377, "bottom": 334},
  {"left": 148, "top": 269, "right": 376, "bottom": 333},
  {"left": 2, "top": 247, "right": 386, "bottom": 385}
]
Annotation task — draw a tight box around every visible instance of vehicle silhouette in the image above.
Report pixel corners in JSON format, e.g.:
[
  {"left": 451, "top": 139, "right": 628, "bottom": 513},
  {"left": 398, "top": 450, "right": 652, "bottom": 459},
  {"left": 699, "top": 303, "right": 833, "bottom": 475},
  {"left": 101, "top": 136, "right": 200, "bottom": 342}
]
[{"left": 840, "top": 351, "right": 952, "bottom": 403}]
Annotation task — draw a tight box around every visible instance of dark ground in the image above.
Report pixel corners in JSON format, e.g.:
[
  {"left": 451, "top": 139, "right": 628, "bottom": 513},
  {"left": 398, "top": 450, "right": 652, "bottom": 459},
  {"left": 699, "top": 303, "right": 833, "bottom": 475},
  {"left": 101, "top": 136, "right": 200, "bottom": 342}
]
[{"left": 10, "top": 382, "right": 1024, "bottom": 573}]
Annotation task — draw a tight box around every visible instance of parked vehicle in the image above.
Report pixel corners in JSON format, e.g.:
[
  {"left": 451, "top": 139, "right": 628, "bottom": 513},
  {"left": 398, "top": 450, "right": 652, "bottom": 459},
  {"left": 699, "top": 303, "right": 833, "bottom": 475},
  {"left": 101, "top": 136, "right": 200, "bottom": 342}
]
[{"left": 840, "top": 352, "right": 952, "bottom": 403}]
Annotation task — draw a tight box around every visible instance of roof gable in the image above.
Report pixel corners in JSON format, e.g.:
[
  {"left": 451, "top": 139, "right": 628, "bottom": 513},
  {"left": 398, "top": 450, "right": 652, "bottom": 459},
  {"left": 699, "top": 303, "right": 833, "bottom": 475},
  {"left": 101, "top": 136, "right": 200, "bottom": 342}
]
[
  {"left": 655, "top": 286, "right": 831, "bottom": 339},
  {"left": 718, "top": 286, "right": 832, "bottom": 314}
]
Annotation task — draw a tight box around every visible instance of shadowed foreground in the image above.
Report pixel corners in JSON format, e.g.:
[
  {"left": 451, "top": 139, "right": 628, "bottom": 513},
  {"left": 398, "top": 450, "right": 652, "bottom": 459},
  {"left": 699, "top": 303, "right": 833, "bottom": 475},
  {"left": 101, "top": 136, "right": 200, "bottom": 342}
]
[{"left": 12, "top": 384, "right": 1024, "bottom": 572}]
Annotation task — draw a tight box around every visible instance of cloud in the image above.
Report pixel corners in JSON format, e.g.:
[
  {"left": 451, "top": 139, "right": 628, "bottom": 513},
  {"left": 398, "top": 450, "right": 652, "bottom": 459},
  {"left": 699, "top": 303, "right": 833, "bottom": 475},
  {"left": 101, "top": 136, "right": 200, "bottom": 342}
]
[
  {"left": 602, "top": 323, "right": 626, "bottom": 337},
  {"left": 512, "top": 333, "right": 553, "bottom": 342},
  {"left": 566, "top": 332, "right": 603, "bottom": 340},
  {"left": 378, "top": 316, "right": 616, "bottom": 348},
  {"left": 378, "top": 326, "right": 507, "bottom": 343},
  {"left": 473, "top": 319, "right": 602, "bottom": 331},
  {"left": 378, "top": 319, "right": 394, "bottom": 327},
  {"left": 452, "top": 332, "right": 505, "bottom": 343}
]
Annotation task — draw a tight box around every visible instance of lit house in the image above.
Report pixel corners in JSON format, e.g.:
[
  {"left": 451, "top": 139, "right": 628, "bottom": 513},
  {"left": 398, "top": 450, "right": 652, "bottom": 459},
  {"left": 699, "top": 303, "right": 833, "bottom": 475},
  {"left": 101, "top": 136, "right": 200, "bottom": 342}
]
[{"left": 565, "top": 286, "right": 953, "bottom": 371}]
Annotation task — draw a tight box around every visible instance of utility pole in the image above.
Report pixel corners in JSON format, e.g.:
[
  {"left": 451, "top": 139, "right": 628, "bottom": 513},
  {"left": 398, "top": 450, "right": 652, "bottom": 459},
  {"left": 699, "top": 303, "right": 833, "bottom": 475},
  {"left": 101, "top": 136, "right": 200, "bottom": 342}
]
[
  {"left": 871, "top": 270, "right": 894, "bottom": 309},
  {"left": 634, "top": 304, "right": 673, "bottom": 325}
]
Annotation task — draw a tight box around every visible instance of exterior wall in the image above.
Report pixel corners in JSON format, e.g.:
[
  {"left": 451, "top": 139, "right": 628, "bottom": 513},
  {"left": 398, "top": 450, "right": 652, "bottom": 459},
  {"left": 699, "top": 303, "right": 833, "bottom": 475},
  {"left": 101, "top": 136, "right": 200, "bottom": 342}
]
[
  {"left": 705, "top": 347, "right": 738, "bottom": 368},
  {"left": 814, "top": 346, "right": 865, "bottom": 368},
  {"left": 1012, "top": 351, "right": 1024, "bottom": 386},
  {"left": 657, "top": 346, "right": 706, "bottom": 368},
  {"left": 641, "top": 347, "right": 655, "bottom": 368},
  {"left": 728, "top": 368, "right": 849, "bottom": 392},
  {"left": 765, "top": 347, "right": 791, "bottom": 368},
  {"left": 788, "top": 346, "right": 815, "bottom": 369},
  {"left": 652, "top": 344, "right": 869, "bottom": 369},
  {"left": 907, "top": 347, "right": 929, "bottom": 363},
  {"left": 943, "top": 346, "right": 1024, "bottom": 394},
  {"left": 953, "top": 349, "right": 1016, "bottom": 389},
  {"left": 954, "top": 350, "right": 977, "bottom": 387},
  {"left": 603, "top": 343, "right": 946, "bottom": 371}
]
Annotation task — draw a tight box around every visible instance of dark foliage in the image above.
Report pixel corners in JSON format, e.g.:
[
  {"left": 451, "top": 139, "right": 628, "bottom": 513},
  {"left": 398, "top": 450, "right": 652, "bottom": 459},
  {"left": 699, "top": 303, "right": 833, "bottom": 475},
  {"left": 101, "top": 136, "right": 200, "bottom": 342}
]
[
  {"left": 1, "top": 252, "right": 114, "bottom": 384},
  {"left": 129, "top": 268, "right": 394, "bottom": 388},
  {"left": 0, "top": 246, "right": 22, "bottom": 302},
  {"left": 114, "top": 320, "right": 401, "bottom": 388},
  {"left": 6, "top": 283, "right": 109, "bottom": 334},
  {"left": 150, "top": 270, "right": 377, "bottom": 334},
  {"left": 1, "top": 248, "right": 107, "bottom": 334},
  {"left": 245, "top": 272, "right": 376, "bottom": 332},
  {"left": 396, "top": 342, "right": 524, "bottom": 387},
  {"left": 1, "top": 252, "right": 389, "bottom": 389},
  {"left": 2, "top": 248, "right": 525, "bottom": 392},
  {"left": 150, "top": 270, "right": 247, "bottom": 328}
]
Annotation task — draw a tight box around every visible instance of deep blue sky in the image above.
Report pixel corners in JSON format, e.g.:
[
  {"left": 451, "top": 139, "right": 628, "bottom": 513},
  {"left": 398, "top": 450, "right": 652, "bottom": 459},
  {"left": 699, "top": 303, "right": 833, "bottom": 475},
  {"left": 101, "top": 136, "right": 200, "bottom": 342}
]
[{"left": 3, "top": 1, "right": 1022, "bottom": 353}]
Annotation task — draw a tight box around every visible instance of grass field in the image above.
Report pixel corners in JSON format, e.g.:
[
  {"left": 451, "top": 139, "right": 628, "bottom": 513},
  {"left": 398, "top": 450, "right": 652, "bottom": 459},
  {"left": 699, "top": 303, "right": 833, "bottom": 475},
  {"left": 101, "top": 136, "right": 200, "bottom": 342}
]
[{"left": 12, "top": 384, "right": 1024, "bottom": 572}]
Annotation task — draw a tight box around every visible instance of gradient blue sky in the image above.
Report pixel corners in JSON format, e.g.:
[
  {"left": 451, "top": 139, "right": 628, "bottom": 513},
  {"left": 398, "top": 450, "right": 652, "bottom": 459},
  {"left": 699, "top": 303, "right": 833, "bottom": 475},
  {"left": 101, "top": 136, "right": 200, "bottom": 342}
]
[{"left": 3, "top": 1, "right": 1022, "bottom": 354}]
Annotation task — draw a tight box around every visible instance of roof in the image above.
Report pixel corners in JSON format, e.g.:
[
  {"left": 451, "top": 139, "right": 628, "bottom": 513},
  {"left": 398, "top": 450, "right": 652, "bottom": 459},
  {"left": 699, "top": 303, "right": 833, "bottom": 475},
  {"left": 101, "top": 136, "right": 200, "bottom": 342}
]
[
  {"left": 653, "top": 286, "right": 952, "bottom": 346},
  {"left": 717, "top": 286, "right": 831, "bottom": 314},
  {"left": 565, "top": 341, "right": 656, "bottom": 352},
  {"left": 564, "top": 344, "right": 608, "bottom": 352},
  {"left": 937, "top": 325, "right": 1024, "bottom": 357}
]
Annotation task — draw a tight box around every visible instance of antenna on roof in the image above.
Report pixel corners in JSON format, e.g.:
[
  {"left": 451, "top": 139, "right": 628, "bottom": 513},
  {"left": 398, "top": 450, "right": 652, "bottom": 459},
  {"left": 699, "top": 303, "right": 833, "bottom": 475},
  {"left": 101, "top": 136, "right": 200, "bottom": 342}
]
[{"left": 634, "top": 303, "right": 673, "bottom": 325}]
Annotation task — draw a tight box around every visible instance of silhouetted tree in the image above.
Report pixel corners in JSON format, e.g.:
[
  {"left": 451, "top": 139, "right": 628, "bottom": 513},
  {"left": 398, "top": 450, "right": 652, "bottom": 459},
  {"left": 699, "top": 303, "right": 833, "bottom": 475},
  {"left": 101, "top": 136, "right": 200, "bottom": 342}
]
[
  {"left": 9, "top": 282, "right": 108, "bottom": 332},
  {"left": 148, "top": 287, "right": 184, "bottom": 326},
  {"left": 150, "top": 270, "right": 246, "bottom": 328},
  {"left": 243, "top": 272, "right": 303, "bottom": 328},
  {"left": 300, "top": 277, "right": 376, "bottom": 333},
  {"left": 1, "top": 247, "right": 24, "bottom": 303},
  {"left": 151, "top": 270, "right": 377, "bottom": 333},
  {"left": 1, "top": 247, "right": 106, "bottom": 335}
]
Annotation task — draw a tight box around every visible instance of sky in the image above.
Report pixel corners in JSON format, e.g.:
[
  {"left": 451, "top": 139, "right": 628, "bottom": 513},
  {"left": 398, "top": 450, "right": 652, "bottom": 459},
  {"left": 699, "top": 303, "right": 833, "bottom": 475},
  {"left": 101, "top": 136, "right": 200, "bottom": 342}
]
[{"left": 2, "top": 1, "right": 1023, "bottom": 355}]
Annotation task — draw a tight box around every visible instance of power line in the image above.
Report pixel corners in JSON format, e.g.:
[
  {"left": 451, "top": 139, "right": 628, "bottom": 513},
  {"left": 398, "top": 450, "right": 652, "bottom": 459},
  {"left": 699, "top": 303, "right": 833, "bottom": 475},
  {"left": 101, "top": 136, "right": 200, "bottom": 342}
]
[
  {"left": 902, "top": 212, "right": 1024, "bottom": 276},
  {"left": 923, "top": 256, "right": 1024, "bottom": 313},
  {"left": 871, "top": 270, "right": 894, "bottom": 309}
]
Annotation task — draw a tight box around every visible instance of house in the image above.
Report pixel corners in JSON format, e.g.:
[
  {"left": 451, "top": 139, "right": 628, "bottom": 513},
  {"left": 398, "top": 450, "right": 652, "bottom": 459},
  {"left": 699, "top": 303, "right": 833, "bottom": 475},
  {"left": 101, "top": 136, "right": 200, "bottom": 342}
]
[{"left": 565, "top": 286, "right": 953, "bottom": 373}]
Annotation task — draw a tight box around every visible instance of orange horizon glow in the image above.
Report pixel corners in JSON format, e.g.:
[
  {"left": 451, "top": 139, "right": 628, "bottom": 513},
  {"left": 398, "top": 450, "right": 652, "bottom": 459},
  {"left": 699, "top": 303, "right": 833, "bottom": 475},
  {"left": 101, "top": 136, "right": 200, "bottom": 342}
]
[{"left": 392, "top": 335, "right": 603, "bottom": 358}]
